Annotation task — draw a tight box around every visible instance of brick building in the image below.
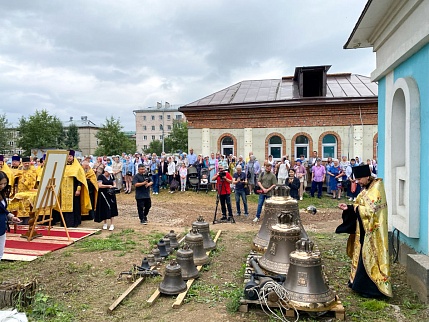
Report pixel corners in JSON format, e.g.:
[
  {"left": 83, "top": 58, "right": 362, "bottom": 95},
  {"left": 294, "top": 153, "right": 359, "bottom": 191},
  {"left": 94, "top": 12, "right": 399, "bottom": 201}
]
[{"left": 179, "top": 65, "right": 378, "bottom": 162}]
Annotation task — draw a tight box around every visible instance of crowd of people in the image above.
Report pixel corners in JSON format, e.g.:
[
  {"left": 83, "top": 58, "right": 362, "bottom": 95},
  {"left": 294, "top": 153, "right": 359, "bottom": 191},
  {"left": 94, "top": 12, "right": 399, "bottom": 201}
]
[{"left": 0, "top": 149, "right": 378, "bottom": 233}]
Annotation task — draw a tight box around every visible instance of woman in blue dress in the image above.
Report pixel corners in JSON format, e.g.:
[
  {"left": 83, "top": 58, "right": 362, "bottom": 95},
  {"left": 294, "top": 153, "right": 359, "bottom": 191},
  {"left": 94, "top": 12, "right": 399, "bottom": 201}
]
[
  {"left": 327, "top": 159, "right": 343, "bottom": 199},
  {"left": 208, "top": 153, "right": 218, "bottom": 191}
]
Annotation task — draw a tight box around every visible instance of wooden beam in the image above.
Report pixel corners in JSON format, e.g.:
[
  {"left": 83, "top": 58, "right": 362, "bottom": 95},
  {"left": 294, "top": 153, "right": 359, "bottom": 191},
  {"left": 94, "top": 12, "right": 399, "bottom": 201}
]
[
  {"left": 171, "top": 230, "right": 222, "bottom": 309},
  {"left": 108, "top": 277, "right": 144, "bottom": 312}
]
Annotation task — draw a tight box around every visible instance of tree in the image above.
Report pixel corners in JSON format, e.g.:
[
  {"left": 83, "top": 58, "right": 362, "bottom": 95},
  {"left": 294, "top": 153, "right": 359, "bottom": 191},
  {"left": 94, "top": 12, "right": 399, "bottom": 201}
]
[
  {"left": 64, "top": 124, "right": 80, "bottom": 150},
  {"left": 17, "top": 110, "right": 65, "bottom": 155},
  {"left": 0, "top": 114, "right": 11, "bottom": 154},
  {"left": 94, "top": 116, "right": 136, "bottom": 156},
  {"left": 164, "top": 120, "right": 188, "bottom": 154},
  {"left": 144, "top": 140, "right": 162, "bottom": 155}
]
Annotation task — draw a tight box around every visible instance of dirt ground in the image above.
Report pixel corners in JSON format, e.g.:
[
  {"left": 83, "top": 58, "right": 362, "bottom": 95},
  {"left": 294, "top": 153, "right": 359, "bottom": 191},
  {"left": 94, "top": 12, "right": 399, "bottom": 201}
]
[{"left": 1, "top": 191, "right": 350, "bottom": 321}]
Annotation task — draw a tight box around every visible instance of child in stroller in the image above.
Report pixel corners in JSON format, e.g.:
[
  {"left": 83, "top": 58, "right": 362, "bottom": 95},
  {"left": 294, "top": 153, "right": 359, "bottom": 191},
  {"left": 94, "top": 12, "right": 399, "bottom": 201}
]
[{"left": 199, "top": 168, "right": 210, "bottom": 193}]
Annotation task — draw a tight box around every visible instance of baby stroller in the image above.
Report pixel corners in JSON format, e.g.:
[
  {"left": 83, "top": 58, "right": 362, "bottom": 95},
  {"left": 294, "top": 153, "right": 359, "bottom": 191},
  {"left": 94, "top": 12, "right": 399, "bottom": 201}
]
[
  {"left": 187, "top": 166, "right": 199, "bottom": 191},
  {"left": 198, "top": 168, "right": 210, "bottom": 194}
]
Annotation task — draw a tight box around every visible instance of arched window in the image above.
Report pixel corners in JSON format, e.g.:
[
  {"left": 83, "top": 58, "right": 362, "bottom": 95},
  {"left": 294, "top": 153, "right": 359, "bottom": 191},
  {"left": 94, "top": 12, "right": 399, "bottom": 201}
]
[
  {"left": 268, "top": 135, "right": 282, "bottom": 161},
  {"left": 221, "top": 136, "right": 234, "bottom": 157},
  {"left": 322, "top": 134, "right": 337, "bottom": 158},
  {"left": 295, "top": 135, "right": 309, "bottom": 159}
]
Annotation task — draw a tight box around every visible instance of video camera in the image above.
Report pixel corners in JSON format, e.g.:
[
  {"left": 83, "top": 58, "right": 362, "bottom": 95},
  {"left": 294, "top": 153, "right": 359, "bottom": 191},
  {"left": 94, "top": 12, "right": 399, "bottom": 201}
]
[{"left": 219, "top": 170, "right": 227, "bottom": 178}]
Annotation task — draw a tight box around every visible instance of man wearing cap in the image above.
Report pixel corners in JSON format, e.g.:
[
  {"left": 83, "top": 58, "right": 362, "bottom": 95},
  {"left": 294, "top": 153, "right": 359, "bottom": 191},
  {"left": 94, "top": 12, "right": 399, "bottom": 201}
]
[
  {"left": 212, "top": 164, "right": 234, "bottom": 222},
  {"left": 336, "top": 164, "right": 392, "bottom": 298},
  {"left": 310, "top": 158, "right": 325, "bottom": 199},
  {"left": 55, "top": 150, "right": 91, "bottom": 227}
]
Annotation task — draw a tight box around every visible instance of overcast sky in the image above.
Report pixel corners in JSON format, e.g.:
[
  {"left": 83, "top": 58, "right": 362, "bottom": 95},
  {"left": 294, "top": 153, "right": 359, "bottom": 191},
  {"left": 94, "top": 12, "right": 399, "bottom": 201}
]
[{"left": 0, "top": 0, "right": 373, "bottom": 131}]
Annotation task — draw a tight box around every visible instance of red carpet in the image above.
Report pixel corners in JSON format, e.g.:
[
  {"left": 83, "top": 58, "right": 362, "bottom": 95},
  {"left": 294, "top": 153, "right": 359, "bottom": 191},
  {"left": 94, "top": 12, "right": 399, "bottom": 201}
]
[{"left": 3, "top": 225, "right": 100, "bottom": 261}]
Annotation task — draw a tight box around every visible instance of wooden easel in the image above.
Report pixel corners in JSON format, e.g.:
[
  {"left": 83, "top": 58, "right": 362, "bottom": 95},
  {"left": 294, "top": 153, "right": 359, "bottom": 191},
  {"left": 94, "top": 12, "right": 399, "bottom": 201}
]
[{"left": 21, "top": 162, "right": 70, "bottom": 242}]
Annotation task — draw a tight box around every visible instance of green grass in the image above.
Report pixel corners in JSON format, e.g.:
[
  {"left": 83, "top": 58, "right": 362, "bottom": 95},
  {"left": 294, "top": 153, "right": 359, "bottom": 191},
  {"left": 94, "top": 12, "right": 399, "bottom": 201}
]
[{"left": 75, "top": 232, "right": 137, "bottom": 252}]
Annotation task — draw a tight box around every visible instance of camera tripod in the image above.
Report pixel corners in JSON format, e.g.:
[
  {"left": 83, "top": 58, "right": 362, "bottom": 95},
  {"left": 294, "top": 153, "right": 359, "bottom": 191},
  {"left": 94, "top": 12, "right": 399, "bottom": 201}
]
[{"left": 213, "top": 177, "right": 235, "bottom": 224}]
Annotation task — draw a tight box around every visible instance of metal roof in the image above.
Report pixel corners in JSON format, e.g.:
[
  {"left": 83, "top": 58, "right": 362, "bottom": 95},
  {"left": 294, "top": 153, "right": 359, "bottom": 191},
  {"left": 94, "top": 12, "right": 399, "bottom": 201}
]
[{"left": 183, "top": 73, "right": 377, "bottom": 108}]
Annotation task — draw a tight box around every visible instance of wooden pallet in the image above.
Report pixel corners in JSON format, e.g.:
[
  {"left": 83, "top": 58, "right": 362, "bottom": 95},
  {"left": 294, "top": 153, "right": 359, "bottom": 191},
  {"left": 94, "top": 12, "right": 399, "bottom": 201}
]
[
  {"left": 241, "top": 253, "right": 345, "bottom": 320},
  {"left": 239, "top": 295, "right": 345, "bottom": 320}
]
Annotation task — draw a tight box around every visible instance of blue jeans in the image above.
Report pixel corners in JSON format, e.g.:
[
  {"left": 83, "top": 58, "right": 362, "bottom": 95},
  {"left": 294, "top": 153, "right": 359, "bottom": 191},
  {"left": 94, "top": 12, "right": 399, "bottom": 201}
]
[
  {"left": 256, "top": 194, "right": 270, "bottom": 218},
  {"left": 152, "top": 174, "right": 159, "bottom": 193},
  {"left": 235, "top": 189, "right": 248, "bottom": 215}
]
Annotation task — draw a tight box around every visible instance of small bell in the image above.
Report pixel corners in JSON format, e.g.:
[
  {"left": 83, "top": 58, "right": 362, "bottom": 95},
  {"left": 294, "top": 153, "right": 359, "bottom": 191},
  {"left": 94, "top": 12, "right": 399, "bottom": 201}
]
[
  {"left": 185, "top": 228, "right": 210, "bottom": 266},
  {"left": 192, "top": 216, "right": 216, "bottom": 251},
  {"left": 167, "top": 230, "right": 179, "bottom": 249},
  {"left": 159, "top": 260, "right": 188, "bottom": 295},
  {"left": 139, "top": 257, "right": 150, "bottom": 270},
  {"left": 163, "top": 236, "right": 172, "bottom": 254},
  {"left": 152, "top": 246, "right": 161, "bottom": 262},
  {"left": 147, "top": 254, "right": 156, "bottom": 267},
  {"left": 176, "top": 243, "right": 199, "bottom": 280},
  {"left": 157, "top": 239, "right": 169, "bottom": 258}
]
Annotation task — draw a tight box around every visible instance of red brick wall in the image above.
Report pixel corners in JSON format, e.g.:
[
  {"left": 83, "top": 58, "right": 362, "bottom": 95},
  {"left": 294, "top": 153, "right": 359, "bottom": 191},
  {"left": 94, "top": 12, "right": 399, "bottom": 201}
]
[{"left": 184, "top": 103, "right": 377, "bottom": 129}]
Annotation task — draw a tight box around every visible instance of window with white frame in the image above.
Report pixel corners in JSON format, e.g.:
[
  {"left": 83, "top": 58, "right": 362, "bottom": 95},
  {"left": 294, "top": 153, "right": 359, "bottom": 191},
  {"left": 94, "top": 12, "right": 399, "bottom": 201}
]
[
  {"left": 221, "top": 136, "right": 234, "bottom": 156},
  {"left": 167, "top": 115, "right": 171, "bottom": 120},
  {"left": 151, "top": 115, "right": 155, "bottom": 120},
  {"left": 322, "top": 134, "right": 336, "bottom": 158},
  {"left": 143, "top": 135, "right": 147, "bottom": 140},
  {"left": 295, "top": 135, "right": 309, "bottom": 159},
  {"left": 268, "top": 135, "right": 282, "bottom": 161},
  {"left": 151, "top": 126, "right": 155, "bottom": 131},
  {"left": 151, "top": 135, "right": 155, "bottom": 140}
]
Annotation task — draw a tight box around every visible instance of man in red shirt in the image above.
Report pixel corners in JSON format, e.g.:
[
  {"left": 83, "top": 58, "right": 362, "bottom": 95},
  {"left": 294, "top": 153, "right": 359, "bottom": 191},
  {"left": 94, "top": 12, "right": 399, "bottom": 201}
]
[{"left": 212, "top": 165, "right": 234, "bottom": 221}]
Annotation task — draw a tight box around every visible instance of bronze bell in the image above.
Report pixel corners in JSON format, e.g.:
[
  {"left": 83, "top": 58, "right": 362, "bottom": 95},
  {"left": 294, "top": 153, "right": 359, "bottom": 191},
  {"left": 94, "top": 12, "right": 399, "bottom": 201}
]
[
  {"left": 163, "top": 236, "right": 172, "bottom": 254},
  {"left": 185, "top": 228, "right": 210, "bottom": 266},
  {"left": 259, "top": 211, "right": 301, "bottom": 275},
  {"left": 152, "top": 246, "right": 161, "bottom": 262},
  {"left": 159, "top": 260, "right": 188, "bottom": 295},
  {"left": 147, "top": 254, "right": 156, "bottom": 267},
  {"left": 192, "top": 216, "right": 216, "bottom": 251},
  {"left": 140, "top": 257, "right": 150, "bottom": 270},
  {"left": 283, "top": 238, "right": 336, "bottom": 310},
  {"left": 253, "top": 186, "right": 300, "bottom": 250},
  {"left": 176, "top": 243, "right": 199, "bottom": 280},
  {"left": 167, "top": 230, "right": 179, "bottom": 250},
  {"left": 157, "top": 239, "right": 169, "bottom": 258}
]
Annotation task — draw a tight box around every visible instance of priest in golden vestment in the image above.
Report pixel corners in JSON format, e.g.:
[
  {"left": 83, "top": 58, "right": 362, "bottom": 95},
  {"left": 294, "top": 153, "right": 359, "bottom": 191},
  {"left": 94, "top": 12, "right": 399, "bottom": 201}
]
[
  {"left": 17, "top": 157, "right": 37, "bottom": 193},
  {"left": 54, "top": 150, "right": 91, "bottom": 227},
  {"left": 81, "top": 160, "right": 98, "bottom": 220},
  {"left": 336, "top": 164, "right": 392, "bottom": 298},
  {"left": 0, "top": 155, "right": 14, "bottom": 191}
]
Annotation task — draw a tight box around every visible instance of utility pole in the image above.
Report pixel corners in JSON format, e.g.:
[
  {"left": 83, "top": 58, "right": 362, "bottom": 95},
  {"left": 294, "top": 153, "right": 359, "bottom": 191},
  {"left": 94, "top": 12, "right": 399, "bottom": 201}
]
[{"left": 157, "top": 101, "right": 170, "bottom": 153}]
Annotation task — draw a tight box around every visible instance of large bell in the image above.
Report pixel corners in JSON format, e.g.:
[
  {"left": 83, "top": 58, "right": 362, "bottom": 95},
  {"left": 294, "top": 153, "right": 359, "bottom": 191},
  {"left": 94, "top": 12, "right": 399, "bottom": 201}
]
[
  {"left": 253, "top": 186, "right": 300, "bottom": 250},
  {"left": 192, "top": 216, "right": 216, "bottom": 251},
  {"left": 176, "top": 243, "right": 199, "bottom": 280},
  {"left": 185, "top": 228, "right": 210, "bottom": 266},
  {"left": 159, "top": 260, "right": 188, "bottom": 295},
  {"left": 283, "top": 238, "right": 336, "bottom": 310},
  {"left": 163, "top": 236, "right": 172, "bottom": 254},
  {"left": 157, "top": 239, "right": 169, "bottom": 258},
  {"left": 147, "top": 254, "right": 157, "bottom": 267},
  {"left": 259, "top": 211, "right": 301, "bottom": 275},
  {"left": 152, "top": 246, "right": 161, "bottom": 262},
  {"left": 167, "top": 230, "right": 179, "bottom": 250}
]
